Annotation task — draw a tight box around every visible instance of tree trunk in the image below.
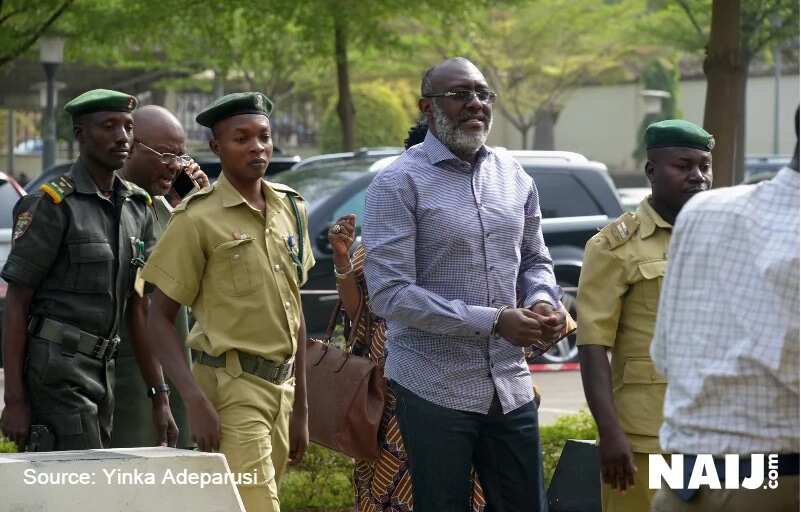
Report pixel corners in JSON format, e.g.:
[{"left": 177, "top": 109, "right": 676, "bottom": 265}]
[
  {"left": 703, "top": 0, "right": 746, "bottom": 188},
  {"left": 333, "top": 13, "right": 355, "bottom": 152},
  {"left": 733, "top": 61, "right": 748, "bottom": 183},
  {"left": 533, "top": 106, "right": 559, "bottom": 150},
  {"left": 520, "top": 125, "right": 530, "bottom": 150}
]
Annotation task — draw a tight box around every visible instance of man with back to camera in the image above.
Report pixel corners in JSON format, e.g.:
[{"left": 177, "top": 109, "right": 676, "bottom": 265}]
[
  {"left": 0, "top": 89, "right": 176, "bottom": 451},
  {"left": 576, "top": 119, "right": 714, "bottom": 512},
  {"left": 362, "top": 57, "right": 566, "bottom": 511},
  {"left": 649, "top": 111, "right": 800, "bottom": 511}
]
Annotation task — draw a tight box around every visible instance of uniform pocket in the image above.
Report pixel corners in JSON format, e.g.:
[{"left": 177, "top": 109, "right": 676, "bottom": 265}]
[
  {"left": 615, "top": 358, "right": 666, "bottom": 437},
  {"left": 635, "top": 259, "right": 666, "bottom": 312},
  {"left": 211, "top": 238, "right": 262, "bottom": 296},
  {"left": 67, "top": 242, "right": 114, "bottom": 292}
]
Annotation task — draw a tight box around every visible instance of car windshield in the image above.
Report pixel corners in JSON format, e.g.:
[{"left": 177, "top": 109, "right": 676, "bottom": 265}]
[
  {"left": 271, "top": 157, "right": 383, "bottom": 207},
  {"left": 0, "top": 180, "right": 20, "bottom": 229}
]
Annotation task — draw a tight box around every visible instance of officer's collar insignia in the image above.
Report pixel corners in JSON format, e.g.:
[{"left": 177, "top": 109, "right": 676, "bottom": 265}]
[
  {"left": 616, "top": 222, "right": 628, "bottom": 239},
  {"left": 13, "top": 211, "right": 33, "bottom": 241}
]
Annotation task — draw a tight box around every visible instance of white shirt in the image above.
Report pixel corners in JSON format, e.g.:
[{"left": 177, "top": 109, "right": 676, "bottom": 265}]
[{"left": 651, "top": 167, "right": 800, "bottom": 455}]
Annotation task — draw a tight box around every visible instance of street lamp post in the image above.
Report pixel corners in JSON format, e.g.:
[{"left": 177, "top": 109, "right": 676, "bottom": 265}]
[{"left": 40, "top": 36, "right": 64, "bottom": 173}]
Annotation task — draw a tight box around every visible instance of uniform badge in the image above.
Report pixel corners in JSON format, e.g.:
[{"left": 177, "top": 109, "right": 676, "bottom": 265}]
[
  {"left": 127, "top": 96, "right": 135, "bottom": 110},
  {"left": 255, "top": 95, "right": 263, "bottom": 110},
  {"left": 13, "top": 211, "right": 33, "bottom": 241},
  {"left": 616, "top": 222, "right": 628, "bottom": 240}
]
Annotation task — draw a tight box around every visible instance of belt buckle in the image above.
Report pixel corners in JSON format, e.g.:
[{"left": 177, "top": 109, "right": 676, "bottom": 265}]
[
  {"left": 108, "top": 336, "right": 121, "bottom": 359},
  {"left": 93, "top": 337, "right": 110, "bottom": 359}
]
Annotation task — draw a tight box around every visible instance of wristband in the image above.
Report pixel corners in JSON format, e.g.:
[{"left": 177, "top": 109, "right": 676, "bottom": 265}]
[
  {"left": 491, "top": 306, "right": 510, "bottom": 337},
  {"left": 334, "top": 261, "right": 354, "bottom": 280},
  {"left": 146, "top": 383, "right": 170, "bottom": 399}
]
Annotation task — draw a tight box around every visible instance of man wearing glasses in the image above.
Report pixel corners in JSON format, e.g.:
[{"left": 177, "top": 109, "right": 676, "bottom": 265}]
[
  {"left": 363, "top": 57, "right": 565, "bottom": 511},
  {"left": 111, "top": 105, "right": 209, "bottom": 449}
]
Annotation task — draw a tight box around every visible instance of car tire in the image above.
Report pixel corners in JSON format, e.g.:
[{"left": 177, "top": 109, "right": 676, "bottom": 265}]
[{"left": 533, "top": 286, "right": 578, "bottom": 364}]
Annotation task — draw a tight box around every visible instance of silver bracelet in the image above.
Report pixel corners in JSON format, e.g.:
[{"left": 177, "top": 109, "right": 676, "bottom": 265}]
[
  {"left": 491, "top": 305, "right": 510, "bottom": 336},
  {"left": 334, "top": 260, "right": 354, "bottom": 280}
]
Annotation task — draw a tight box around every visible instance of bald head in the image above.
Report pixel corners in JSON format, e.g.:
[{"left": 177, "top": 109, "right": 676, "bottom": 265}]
[
  {"left": 421, "top": 57, "right": 484, "bottom": 96},
  {"left": 123, "top": 105, "right": 188, "bottom": 196},
  {"left": 133, "top": 105, "right": 185, "bottom": 143}
]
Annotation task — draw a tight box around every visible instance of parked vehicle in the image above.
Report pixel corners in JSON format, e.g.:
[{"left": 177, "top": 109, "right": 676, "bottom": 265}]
[
  {"left": 0, "top": 173, "right": 27, "bottom": 366},
  {"left": 618, "top": 187, "right": 650, "bottom": 212},
  {"left": 276, "top": 150, "right": 623, "bottom": 364},
  {"left": 743, "top": 154, "right": 791, "bottom": 184}
]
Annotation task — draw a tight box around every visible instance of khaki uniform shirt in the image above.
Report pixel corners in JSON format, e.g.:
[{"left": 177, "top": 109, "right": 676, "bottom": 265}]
[
  {"left": 1, "top": 159, "right": 155, "bottom": 338},
  {"left": 576, "top": 197, "right": 670, "bottom": 453},
  {"left": 141, "top": 173, "right": 315, "bottom": 363}
]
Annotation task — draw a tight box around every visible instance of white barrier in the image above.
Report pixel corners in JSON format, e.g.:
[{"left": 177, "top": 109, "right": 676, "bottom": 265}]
[{"left": 0, "top": 447, "right": 246, "bottom": 512}]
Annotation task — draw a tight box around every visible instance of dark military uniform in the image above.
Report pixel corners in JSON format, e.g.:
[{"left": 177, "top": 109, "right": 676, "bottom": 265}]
[
  {"left": 1, "top": 160, "right": 156, "bottom": 450},
  {"left": 112, "top": 196, "right": 192, "bottom": 448}
]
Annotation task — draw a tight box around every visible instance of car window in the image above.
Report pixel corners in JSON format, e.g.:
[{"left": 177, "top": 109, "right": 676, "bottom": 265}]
[
  {"left": 330, "top": 187, "right": 368, "bottom": 224},
  {"left": 523, "top": 170, "right": 602, "bottom": 218},
  {"left": 272, "top": 158, "right": 381, "bottom": 206},
  {"left": 0, "top": 182, "right": 20, "bottom": 229}
]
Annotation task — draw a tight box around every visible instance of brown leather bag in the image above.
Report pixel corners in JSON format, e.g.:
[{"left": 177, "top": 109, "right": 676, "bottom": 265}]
[{"left": 305, "top": 297, "right": 385, "bottom": 461}]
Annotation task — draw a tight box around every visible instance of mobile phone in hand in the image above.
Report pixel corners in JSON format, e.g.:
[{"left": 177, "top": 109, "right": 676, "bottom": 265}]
[{"left": 173, "top": 171, "right": 199, "bottom": 199}]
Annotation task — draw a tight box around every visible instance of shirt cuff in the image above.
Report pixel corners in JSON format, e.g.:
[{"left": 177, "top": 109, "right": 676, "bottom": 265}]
[
  {"left": 465, "top": 305, "right": 498, "bottom": 337},
  {"left": 523, "top": 291, "right": 558, "bottom": 309}
]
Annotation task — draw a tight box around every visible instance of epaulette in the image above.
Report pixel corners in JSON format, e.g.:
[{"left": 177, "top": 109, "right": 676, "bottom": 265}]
[
  {"left": 39, "top": 176, "right": 75, "bottom": 204},
  {"left": 600, "top": 211, "right": 640, "bottom": 249},
  {"left": 121, "top": 179, "right": 153, "bottom": 206},
  {"left": 268, "top": 181, "right": 304, "bottom": 199},
  {"left": 173, "top": 186, "right": 214, "bottom": 213}
]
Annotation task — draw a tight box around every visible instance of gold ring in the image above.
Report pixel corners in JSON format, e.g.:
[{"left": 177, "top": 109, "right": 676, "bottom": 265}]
[{"left": 331, "top": 224, "right": 342, "bottom": 234}]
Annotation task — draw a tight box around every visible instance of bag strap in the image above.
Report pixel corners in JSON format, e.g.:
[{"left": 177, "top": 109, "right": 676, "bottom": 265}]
[
  {"left": 287, "top": 195, "right": 304, "bottom": 284},
  {"left": 323, "top": 299, "right": 343, "bottom": 341}
]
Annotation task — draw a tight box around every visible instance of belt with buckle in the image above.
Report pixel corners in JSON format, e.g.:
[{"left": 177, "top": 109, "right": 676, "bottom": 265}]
[
  {"left": 192, "top": 349, "right": 294, "bottom": 385},
  {"left": 28, "top": 316, "right": 119, "bottom": 360}
]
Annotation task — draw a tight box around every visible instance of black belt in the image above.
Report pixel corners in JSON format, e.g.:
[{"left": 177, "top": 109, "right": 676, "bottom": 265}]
[
  {"left": 192, "top": 349, "right": 294, "bottom": 385},
  {"left": 28, "top": 316, "right": 119, "bottom": 360}
]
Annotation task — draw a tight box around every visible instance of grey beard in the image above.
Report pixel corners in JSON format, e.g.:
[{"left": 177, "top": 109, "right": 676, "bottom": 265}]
[{"left": 432, "top": 102, "right": 491, "bottom": 158}]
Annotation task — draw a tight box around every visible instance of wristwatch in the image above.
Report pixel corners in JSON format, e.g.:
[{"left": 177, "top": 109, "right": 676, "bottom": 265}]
[{"left": 146, "top": 383, "right": 170, "bottom": 399}]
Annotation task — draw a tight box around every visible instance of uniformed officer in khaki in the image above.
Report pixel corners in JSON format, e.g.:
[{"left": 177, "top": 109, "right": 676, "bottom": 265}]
[
  {"left": 142, "top": 92, "right": 314, "bottom": 512},
  {"left": 111, "top": 105, "right": 210, "bottom": 449},
  {"left": 0, "top": 89, "right": 176, "bottom": 451},
  {"left": 576, "top": 120, "right": 714, "bottom": 512}
]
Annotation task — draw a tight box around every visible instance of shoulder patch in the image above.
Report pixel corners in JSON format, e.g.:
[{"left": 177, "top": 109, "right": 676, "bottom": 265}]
[
  {"left": 600, "top": 212, "right": 640, "bottom": 249},
  {"left": 173, "top": 185, "right": 214, "bottom": 213},
  {"left": 268, "top": 180, "right": 304, "bottom": 200},
  {"left": 122, "top": 179, "right": 153, "bottom": 206},
  {"left": 39, "top": 175, "right": 74, "bottom": 204}
]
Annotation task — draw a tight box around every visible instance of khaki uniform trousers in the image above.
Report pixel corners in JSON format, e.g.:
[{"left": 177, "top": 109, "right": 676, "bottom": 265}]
[
  {"left": 193, "top": 355, "right": 295, "bottom": 512},
  {"left": 651, "top": 475, "right": 799, "bottom": 512},
  {"left": 602, "top": 452, "right": 657, "bottom": 512}
]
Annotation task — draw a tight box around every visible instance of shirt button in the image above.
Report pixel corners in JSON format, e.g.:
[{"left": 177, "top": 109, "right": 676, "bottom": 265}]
[
  {"left": 233, "top": 254, "right": 240, "bottom": 260},
  {"left": 273, "top": 264, "right": 281, "bottom": 271},
  {"left": 284, "top": 301, "right": 291, "bottom": 309}
]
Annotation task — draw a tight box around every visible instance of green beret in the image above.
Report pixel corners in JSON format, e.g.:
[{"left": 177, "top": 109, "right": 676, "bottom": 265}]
[
  {"left": 63, "top": 89, "right": 137, "bottom": 118},
  {"left": 645, "top": 119, "right": 715, "bottom": 151},
  {"left": 196, "top": 92, "right": 273, "bottom": 128}
]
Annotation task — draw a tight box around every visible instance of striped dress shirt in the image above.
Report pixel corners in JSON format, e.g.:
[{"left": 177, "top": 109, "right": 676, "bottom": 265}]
[{"left": 363, "top": 131, "right": 560, "bottom": 414}]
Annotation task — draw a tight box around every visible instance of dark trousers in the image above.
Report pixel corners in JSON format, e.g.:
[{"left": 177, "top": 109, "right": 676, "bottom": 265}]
[
  {"left": 24, "top": 337, "right": 114, "bottom": 450},
  {"left": 390, "top": 381, "right": 548, "bottom": 512}
]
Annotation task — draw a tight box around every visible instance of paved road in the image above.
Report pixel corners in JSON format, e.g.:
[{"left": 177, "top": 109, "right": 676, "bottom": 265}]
[
  {"left": 532, "top": 369, "right": 588, "bottom": 425},
  {"left": 0, "top": 368, "right": 587, "bottom": 426}
]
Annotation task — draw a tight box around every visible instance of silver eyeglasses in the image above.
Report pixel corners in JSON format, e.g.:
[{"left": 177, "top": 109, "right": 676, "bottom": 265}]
[
  {"left": 423, "top": 89, "right": 498, "bottom": 105},
  {"left": 136, "top": 140, "right": 192, "bottom": 166}
]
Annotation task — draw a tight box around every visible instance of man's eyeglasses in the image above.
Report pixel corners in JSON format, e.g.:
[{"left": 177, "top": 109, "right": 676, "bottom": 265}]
[
  {"left": 136, "top": 140, "right": 192, "bottom": 166},
  {"left": 423, "top": 89, "right": 498, "bottom": 105}
]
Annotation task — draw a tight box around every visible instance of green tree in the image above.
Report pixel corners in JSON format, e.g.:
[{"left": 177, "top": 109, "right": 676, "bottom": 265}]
[
  {"left": 647, "top": 0, "right": 799, "bottom": 185},
  {"left": 632, "top": 58, "right": 684, "bottom": 165},
  {"left": 0, "top": 0, "right": 74, "bottom": 69},
  {"left": 319, "top": 82, "right": 411, "bottom": 152},
  {"left": 454, "top": 0, "right": 653, "bottom": 149}
]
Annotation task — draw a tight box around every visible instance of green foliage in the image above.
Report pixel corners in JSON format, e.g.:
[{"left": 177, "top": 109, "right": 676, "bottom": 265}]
[
  {"left": 632, "top": 58, "right": 684, "bottom": 164},
  {"left": 539, "top": 410, "right": 598, "bottom": 487},
  {"left": 0, "top": 0, "right": 74, "bottom": 68},
  {"left": 319, "top": 82, "right": 412, "bottom": 152},
  {"left": 0, "top": 435, "right": 18, "bottom": 453},
  {"left": 279, "top": 443, "right": 354, "bottom": 511}
]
